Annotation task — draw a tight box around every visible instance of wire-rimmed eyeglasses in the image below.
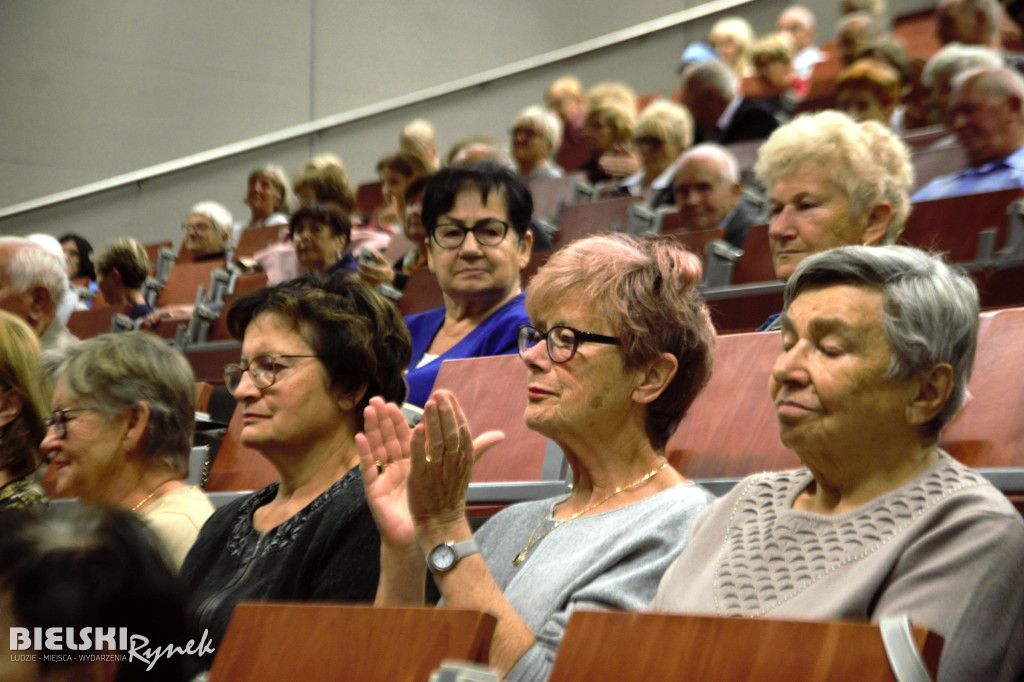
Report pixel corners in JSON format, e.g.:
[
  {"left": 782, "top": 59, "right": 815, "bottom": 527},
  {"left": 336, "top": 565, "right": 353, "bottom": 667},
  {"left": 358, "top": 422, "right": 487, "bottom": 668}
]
[
  {"left": 45, "top": 406, "right": 103, "bottom": 440},
  {"left": 223, "top": 353, "right": 319, "bottom": 392},
  {"left": 517, "top": 325, "right": 621, "bottom": 364}
]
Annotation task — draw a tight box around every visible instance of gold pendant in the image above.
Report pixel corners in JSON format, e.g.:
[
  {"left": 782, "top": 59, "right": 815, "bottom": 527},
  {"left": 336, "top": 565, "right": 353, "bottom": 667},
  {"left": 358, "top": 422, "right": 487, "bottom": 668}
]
[{"left": 513, "top": 552, "right": 526, "bottom": 566}]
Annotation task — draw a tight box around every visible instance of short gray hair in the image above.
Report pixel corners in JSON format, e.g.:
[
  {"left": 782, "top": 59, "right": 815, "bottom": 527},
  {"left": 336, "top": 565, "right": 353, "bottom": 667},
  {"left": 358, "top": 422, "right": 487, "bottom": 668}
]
[
  {"left": 921, "top": 43, "right": 1002, "bottom": 89},
  {"left": 188, "top": 200, "right": 234, "bottom": 238},
  {"left": 0, "top": 237, "right": 67, "bottom": 305},
  {"left": 952, "top": 65, "right": 1024, "bottom": 123},
  {"left": 511, "top": 104, "right": 564, "bottom": 150},
  {"left": 680, "top": 59, "right": 738, "bottom": 100},
  {"left": 56, "top": 332, "right": 195, "bottom": 476},
  {"left": 784, "top": 245, "right": 979, "bottom": 440}
]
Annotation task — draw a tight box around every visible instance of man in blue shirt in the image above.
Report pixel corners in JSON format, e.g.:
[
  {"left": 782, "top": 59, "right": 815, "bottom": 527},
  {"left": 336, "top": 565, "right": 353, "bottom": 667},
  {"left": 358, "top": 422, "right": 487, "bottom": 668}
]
[{"left": 913, "top": 66, "right": 1024, "bottom": 201}]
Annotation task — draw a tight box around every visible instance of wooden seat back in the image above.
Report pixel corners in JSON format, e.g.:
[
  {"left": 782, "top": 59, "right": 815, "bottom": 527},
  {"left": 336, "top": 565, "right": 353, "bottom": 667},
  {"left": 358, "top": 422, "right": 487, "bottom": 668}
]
[
  {"left": 203, "top": 401, "right": 278, "bottom": 492},
  {"left": 548, "top": 610, "right": 941, "bottom": 682},
  {"left": 66, "top": 307, "right": 117, "bottom": 339},
  {"left": 529, "top": 173, "right": 584, "bottom": 222},
  {"left": 902, "top": 188, "right": 1024, "bottom": 262},
  {"left": 143, "top": 241, "right": 172, "bottom": 274},
  {"left": 356, "top": 180, "right": 384, "bottom": 221},
  {"left": 397, "top": 267, "right": 443, "bottom": 316},
  {"left": 209, "top": 603, "right": 495, "bottom": 682},
  {"left": 705, "top": 287, "right": 785, "bottom": 334},
  {"left": 729, "top": 223, "right": 775, "bottom": 284},
  {"left": 666, "top": 330, "right": 796, "bottom": 478},
  {"left": 942, "top": 307, "right": 1024, "bottom": 473},
  {"left": 433, "top": 354, "right": 551, "bottom": 484},
  {"left": 554, "top": 195, "right": 637, "bottom": 248},
  {"left": 911, "top": 144, "right": 967, "bottom": 191},
  {"left": 663, "top": 227, "right": 723, "bottom": 259},
  {"left": 234, "top": 224, "right": 282, "bottom": 259},
  {"left": 157, "top": 260, "right": 225, "bottom": 306}
]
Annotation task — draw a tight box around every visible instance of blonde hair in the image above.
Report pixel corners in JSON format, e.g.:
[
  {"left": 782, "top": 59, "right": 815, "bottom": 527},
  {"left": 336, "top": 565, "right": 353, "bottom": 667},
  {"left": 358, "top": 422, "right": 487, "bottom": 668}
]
[
  {"left": 585, "top": 83, "right": 638, "bottom": 146},
  {"left": 294, "top": 154, "right": 356, "bottom": 212},
  {"left": 750, "top": 32, "right": 795, "bottom": 66},
  {"left": 633, "top": 100, "right": 693, "bottom": 149},
  {"left": 710, "top": 16, "right": 756, "bottom": 74},
  {"left": 526, "top": 235, "right": 714, "bottom": 449},
  {"left": 0, "top": 311, "right": 46, "bottom": 479},
  {"left": 837, "top": 59, "right": 903, "bottom": 107},
  {"left": 754, "top": 110, "right": 913, "bottom": 242},
  {"left": 94, "top": 237, "right": 150, "bottom": 289}
]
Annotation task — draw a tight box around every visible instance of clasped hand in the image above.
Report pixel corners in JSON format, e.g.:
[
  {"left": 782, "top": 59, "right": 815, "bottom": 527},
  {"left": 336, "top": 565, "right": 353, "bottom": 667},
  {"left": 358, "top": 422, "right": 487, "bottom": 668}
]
[{"left": 356, "top": 390, "right": 504, "bottom": 550}]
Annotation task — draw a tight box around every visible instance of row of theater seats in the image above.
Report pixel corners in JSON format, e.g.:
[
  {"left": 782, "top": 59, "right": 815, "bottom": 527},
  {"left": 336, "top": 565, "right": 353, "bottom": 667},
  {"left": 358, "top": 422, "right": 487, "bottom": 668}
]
[
  {"left": 199, "top": 306, "right": 1024, "bottom": 520},
  {"left": 206, "top": 601, "right": 940, "bottom": 680}
]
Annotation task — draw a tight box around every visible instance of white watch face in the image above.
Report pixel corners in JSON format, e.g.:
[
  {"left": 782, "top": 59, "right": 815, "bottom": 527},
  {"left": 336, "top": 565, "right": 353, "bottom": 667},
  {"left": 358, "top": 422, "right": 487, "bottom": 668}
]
[{"left": 430, "top": 544, "right": 457, "bottom": 571}]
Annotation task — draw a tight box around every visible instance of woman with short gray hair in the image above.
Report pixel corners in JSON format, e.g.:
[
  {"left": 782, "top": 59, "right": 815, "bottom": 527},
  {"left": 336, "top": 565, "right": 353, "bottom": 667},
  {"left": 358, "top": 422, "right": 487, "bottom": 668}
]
[
  {"left": 41, "top": 331, "right": 213, "bottom": 567},
  {"left": 654, "top": 245, "right": 1024, "bottom": 682}
]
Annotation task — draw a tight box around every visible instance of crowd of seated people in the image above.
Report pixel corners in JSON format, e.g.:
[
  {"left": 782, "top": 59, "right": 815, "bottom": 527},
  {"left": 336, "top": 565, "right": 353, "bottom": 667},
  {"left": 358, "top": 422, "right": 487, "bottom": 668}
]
[{"left": 7, "top": 2, "right": 1024, "bottom": 680}]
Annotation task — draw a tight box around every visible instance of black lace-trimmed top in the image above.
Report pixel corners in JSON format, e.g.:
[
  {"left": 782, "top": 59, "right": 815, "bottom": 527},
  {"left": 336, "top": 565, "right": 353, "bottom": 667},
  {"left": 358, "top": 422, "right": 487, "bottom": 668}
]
[{"left": 180, "top": 466, "right": 380, "bottom": 655}]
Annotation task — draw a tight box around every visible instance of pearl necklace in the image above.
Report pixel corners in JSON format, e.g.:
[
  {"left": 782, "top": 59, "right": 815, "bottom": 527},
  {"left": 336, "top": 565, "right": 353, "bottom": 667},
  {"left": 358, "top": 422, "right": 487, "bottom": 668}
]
[{"left": 513, "top": 462, "right": 669, "bottom": 567}]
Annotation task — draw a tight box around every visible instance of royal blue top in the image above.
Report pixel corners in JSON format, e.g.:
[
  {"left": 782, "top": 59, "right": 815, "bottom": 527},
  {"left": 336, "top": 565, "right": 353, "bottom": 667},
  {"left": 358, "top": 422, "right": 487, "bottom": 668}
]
[{"left": 403, "top": 292, "right": 529, "bottom": 407}]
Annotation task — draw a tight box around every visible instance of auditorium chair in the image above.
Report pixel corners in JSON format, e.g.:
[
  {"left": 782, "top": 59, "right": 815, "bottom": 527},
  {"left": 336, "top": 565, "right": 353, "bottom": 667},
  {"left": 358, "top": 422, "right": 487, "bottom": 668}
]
[
  {"left": 528, "top": 172, "right": 585, "bottom": 223},
  {"left": 548, "top": 610, "right": 941, "bottom": 682},
  {"left": 208, "top": 604, "right": 496, "bottom": 681},
  {"left": 553, "top": 195, "right": 638, "bottom": 248},
  {"left": 902, "top": 187, "right": 1024, "bottom": 263},
  {"left": 356, "top": 180, "right": 384, "bottom": 222}
]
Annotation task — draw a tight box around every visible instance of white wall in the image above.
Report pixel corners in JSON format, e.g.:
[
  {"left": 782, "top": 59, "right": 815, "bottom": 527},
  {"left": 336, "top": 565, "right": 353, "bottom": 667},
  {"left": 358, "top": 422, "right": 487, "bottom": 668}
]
[{"left": 0, "top": 0, "right": 934, "bottom": 249}]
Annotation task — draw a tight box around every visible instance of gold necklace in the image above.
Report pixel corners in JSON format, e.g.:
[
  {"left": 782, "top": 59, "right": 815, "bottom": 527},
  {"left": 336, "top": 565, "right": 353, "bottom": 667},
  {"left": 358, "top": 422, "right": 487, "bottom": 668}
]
[
  {"left": 512, "top": 462, "right": 669, "bottom": 567},
  {"left": 131, "top": 481, "right": 168, "bottom": 512}
]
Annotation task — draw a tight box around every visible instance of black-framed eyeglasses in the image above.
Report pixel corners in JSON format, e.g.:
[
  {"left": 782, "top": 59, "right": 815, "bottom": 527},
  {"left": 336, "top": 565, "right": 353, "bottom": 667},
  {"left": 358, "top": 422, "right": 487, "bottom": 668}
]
[
  {"left": 517, "top": 325, "right": 621, "bottom": 364},
  {"left": 431, "top": 218, "right": 510, "bottom": 250},
  {"left": 45, "top": 406, "right": 104, "bottom": 440},
  {"left": 223, "top": 353, "right": 319, "bottom": 392}
]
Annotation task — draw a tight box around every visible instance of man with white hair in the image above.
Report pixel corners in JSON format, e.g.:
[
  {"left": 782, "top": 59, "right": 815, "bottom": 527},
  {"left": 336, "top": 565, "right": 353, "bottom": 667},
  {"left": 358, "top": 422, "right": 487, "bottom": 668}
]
[
  {"left": 913, "top": 66, "right": 1024, "bottom": 201},
  {"left": 0, "top": 237, "right": 77, "bottom": 353},
  {"left": 777, "top": 5, "right": 824, "bottom": 80},
  {"left": 399, "top": 119, "right": 440, "bottom": 171},
  {"left": 183, "top": 201, "right": 232, "bottom": 263},
  {"left": 672, "top": 144, "right": 760, "bottom": 248}
]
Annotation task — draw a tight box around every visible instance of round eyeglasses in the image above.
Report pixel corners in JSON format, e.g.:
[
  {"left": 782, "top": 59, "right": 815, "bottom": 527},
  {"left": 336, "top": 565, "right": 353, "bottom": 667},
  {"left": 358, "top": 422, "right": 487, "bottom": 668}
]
[
  {"left": 517, "top": 325, "right": 621, "bottom": 364},
  {"left": 223, "top": 353, "right": 319, "bottom": 392},
  {"left": 431, "top": 218, "right": 510, "bottom": 250},
  {"left": 44, "top": 406, "right": 103, "bottom": 440}
]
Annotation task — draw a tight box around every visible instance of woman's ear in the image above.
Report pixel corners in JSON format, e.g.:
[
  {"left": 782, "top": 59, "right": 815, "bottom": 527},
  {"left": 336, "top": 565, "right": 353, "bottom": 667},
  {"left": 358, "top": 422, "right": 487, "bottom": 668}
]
[
  {"left": 123, "top": 402, "right": 152, "bottom": 454},
  {"left": 517, "top": 229, "right": 534, "bottom": 269},
  {"left": 905, "top": 363, "right": 954, "bottom": 428},
  {"left": 632, "top": 353, "right": 679, "bottom": 406},
  {"left": 0, "top": 389, "right": 24, "bottom": 429},
  {"left": 337, "top": 384, "right": 369, "bottom": 413}
]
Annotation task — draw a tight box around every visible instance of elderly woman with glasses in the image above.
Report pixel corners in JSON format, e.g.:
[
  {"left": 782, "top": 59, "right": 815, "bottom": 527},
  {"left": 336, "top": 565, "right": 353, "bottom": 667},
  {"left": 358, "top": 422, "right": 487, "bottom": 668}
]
[
  {"left": 40, "top": 332, "right": 214, "bottom": 567},
  {"left": 359, "top": 233, "right": 716, "bottom": 681},
  {"left": 180, "top": 274, "right": 412, "bottom": 653},
  {"left": 653, "top": 246, "right": 1024, "bottom": 681},
  {"left": 403, "top": 162, "right": 534, "bottom": 407}
]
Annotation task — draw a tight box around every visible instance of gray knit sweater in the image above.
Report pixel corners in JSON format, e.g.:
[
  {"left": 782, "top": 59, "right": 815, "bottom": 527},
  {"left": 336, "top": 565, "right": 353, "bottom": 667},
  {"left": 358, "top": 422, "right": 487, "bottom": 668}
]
[
  {"left": 652, "top": 452, "right": 1024, "bottom": 682},
  {"left": 475, "top": 482, "right": 713, "bottom": 681}
]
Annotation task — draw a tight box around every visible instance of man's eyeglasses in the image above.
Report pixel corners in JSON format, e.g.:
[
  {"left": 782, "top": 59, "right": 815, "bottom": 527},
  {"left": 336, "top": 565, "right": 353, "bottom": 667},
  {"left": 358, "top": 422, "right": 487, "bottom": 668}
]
[
  {"left": 45, "top": 406, "right": 103, "bottom": 440},
  {"left": 182, "top": 221, "right": 215, "bottom": 233},
  {"left": 517, "top": 325, "right": 621, "bottom": 364},
  {"left": 431, "top": 218, "right": 510, "bottom": 250},
  {"left": 223, "top": 354, "right": 319, "bottom": 392}
]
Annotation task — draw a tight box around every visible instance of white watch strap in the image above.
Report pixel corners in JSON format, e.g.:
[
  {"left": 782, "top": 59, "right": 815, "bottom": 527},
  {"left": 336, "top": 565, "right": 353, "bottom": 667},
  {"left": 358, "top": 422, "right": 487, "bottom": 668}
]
[{"left": 450, "top": 537, "right": 480, "bottom": 560}]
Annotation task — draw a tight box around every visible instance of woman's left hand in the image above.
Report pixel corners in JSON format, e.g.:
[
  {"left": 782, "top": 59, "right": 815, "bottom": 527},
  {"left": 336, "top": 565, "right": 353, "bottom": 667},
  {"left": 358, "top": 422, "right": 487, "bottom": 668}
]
[{"left": 408, "top": 390, "right": 504, "bottom": 530}]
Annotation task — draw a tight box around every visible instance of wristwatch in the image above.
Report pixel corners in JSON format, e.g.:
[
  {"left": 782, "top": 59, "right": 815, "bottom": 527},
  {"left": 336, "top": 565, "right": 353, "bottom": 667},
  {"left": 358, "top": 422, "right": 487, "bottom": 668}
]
[{"left": 426, "top": 538, "right": 480, "bottom": 573}]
